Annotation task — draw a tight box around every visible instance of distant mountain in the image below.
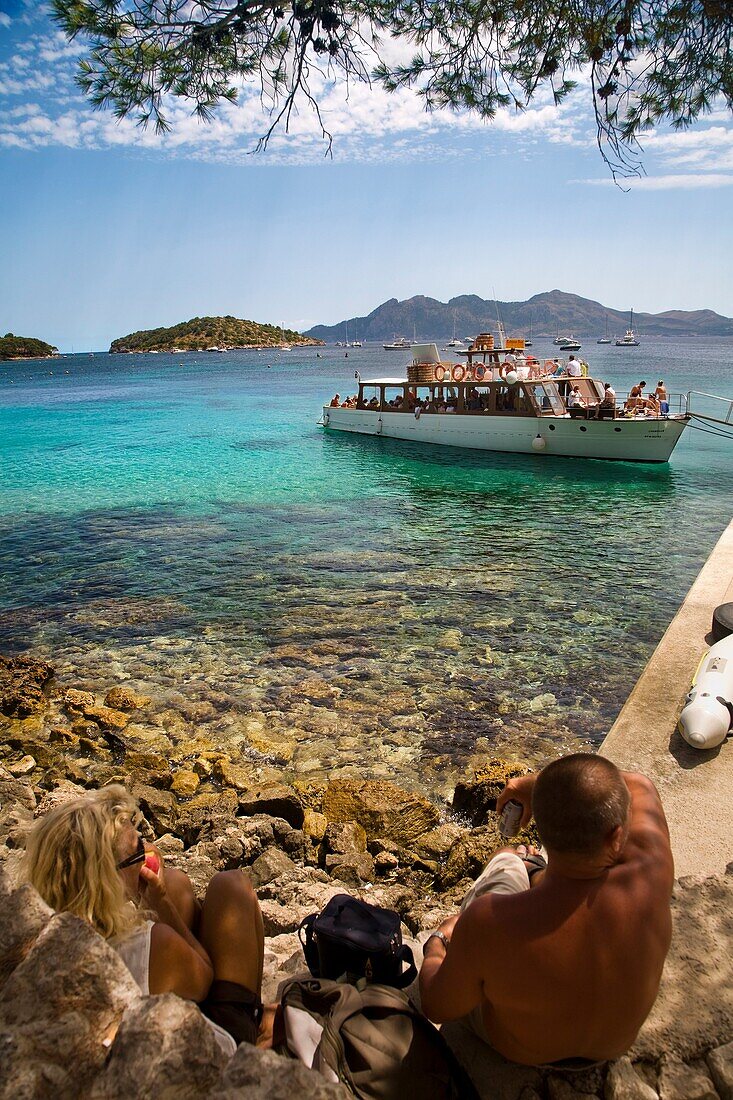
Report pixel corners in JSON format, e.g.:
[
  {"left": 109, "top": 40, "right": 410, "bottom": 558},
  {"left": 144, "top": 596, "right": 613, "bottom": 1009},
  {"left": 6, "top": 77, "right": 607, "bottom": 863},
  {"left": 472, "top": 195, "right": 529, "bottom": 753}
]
[
  {"left": 305, "top": 291, "right": 733, "bottom": 342},
  {"left": 110, "top": 315, "right": 324, "bottom": 353},
  {"left": 0, "top": 333, "right": 58, "bottom": 360}
]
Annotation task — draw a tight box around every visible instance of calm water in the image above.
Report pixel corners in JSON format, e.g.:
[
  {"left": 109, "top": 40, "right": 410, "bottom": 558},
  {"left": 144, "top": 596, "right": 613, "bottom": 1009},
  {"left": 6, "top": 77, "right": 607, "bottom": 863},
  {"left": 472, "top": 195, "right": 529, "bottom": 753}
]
[{"left": 1, "top": 338, "right": 731, "bottom": 799}]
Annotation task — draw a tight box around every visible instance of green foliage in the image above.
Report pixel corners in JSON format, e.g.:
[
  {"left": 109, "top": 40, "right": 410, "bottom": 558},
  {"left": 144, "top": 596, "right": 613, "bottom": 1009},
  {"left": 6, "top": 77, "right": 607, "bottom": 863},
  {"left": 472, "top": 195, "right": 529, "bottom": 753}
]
[
  {"left": 0, "top": 336, "right": 58, "bottom": 360},
  {"left": 109, "top": 315, "right": 323, "bottom": 352},
  {"left": 52, "top": 0, "right": 733, "bottom": 176}
]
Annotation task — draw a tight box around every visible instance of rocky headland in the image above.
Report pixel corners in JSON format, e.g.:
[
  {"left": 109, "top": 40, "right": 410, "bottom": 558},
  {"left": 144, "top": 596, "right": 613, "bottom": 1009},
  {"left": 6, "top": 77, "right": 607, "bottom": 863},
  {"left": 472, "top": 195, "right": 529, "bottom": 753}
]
[
  {"left": 0, "top": 334, "right": 58, "bottom": 361},
  {"left": 109, "top": 316, "right": 324, "bottom": 353},
  {"left": 2, "top": 654, "right": 733, "bottom": 1099}
]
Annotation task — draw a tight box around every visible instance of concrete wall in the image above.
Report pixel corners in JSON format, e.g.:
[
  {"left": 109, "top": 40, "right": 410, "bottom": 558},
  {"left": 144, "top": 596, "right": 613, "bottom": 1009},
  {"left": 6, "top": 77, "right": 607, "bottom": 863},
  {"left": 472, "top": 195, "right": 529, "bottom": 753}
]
[{"left": 600, "top": 520, "right": 733, "bottom": 878}]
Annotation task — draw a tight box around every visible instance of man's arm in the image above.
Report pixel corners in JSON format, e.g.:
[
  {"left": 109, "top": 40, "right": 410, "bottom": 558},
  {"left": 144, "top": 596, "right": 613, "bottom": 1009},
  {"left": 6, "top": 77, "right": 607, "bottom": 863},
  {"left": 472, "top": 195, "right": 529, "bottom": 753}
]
[{"left": 419, "top": 905, "right": 487, "bottom": 1024}]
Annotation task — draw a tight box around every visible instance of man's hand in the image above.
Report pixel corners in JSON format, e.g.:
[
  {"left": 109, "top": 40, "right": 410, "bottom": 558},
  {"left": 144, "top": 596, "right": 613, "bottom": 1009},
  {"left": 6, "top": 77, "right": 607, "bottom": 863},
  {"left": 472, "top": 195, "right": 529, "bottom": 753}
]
[{"left": 496, "top": 773, "right": 537, "bottom": 829}]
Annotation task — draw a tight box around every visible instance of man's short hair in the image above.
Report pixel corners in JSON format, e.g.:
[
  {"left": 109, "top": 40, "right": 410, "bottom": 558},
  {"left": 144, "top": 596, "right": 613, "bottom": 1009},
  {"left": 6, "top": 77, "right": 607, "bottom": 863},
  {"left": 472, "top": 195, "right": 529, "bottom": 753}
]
[{"left": 532, "top": 754, "right": 630, "bottom": 856}]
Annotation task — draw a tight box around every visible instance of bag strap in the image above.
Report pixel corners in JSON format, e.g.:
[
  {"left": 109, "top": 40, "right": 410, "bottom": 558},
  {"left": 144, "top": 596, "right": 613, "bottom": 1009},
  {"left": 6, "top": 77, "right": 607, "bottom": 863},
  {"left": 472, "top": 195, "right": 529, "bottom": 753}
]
[
  {"left": 394, "top": 944, "right": 417, "bottom": 989},
  {"left": 298, "top": 912, "right": 316, "bottom": 950}
]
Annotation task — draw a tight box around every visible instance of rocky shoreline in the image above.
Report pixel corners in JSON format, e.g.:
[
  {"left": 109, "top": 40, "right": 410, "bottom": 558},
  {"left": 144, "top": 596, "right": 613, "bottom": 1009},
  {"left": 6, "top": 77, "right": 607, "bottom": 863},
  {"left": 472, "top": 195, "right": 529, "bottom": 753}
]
[{"left": 3, "top": 654, "right": 733, "bottom": 1098}]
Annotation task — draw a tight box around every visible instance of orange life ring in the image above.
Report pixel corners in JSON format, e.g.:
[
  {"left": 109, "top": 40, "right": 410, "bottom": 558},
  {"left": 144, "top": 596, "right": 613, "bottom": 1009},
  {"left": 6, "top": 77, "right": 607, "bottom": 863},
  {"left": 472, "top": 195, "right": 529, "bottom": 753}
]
[
  {"left": 543, "top": 359, "right": 555, "bottom": 373},
  {"left": 474, "top": 364, "right": 486, "bottom": 380},
  {"left": 452, "top": 364, "right": 465, "bottom": 382},
  {"left": 434, "top": 365, "right": 446, "bottom": 382}
]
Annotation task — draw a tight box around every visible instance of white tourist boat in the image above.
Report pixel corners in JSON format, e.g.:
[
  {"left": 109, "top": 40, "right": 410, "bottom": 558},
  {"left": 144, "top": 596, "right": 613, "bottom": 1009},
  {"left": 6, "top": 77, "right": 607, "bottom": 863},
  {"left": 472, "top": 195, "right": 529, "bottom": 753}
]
[
  {"left": 383, "top": 335, "right": 412, "bottom": 350},
  {"left": 615, "top": 310, "right": 640, "bottom": 346},
  {"left": 320, "top": 342, "right": 693, "bottom": 463}
]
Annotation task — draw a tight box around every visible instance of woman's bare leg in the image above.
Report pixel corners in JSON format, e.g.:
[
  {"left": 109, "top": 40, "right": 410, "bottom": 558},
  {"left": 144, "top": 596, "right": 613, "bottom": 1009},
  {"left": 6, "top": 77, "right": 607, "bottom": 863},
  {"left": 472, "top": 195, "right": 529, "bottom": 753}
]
[
  {"left": 164, "top": 868, "right": 201, "bottom": 931},
  {"left": 198, "top": 869, "right": 264, "bottom": 994}
]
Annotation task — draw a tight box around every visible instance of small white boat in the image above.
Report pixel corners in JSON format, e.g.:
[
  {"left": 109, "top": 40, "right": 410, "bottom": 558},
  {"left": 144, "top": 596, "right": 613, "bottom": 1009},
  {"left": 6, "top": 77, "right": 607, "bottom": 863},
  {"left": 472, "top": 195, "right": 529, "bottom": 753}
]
[
  {"left": 615, "top": 310, "right": 640, "bottom": 346},
  {"left": 383, "top": 336, "right": 412, "bottom": 350},
  {"left": 597, "top": 316, "right": 612, "bottom": 344},
  {"left": 559, "top": 336, "right": 581, "bottom": 351}
]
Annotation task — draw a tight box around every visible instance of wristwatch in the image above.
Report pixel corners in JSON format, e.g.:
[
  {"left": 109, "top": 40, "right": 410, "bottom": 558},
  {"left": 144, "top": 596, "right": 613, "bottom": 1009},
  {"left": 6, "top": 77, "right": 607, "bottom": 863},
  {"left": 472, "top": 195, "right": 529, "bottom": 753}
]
[{"left": 425, "top": 930, "right": 450, "bottom": 949}]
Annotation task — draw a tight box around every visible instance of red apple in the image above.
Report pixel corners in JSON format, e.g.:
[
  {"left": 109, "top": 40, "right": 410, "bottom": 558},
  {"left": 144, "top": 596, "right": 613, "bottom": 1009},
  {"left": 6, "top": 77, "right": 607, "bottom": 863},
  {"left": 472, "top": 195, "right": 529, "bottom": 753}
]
[{"left": 144, "top": 853, "right": 160, "bottom": 874}]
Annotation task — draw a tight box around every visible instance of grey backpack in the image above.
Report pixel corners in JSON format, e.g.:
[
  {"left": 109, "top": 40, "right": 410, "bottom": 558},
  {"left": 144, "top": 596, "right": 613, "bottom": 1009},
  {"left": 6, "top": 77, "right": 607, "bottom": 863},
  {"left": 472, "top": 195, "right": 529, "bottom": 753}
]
[{"left": 278, "top": 976, "right": 480, "bottom": 1100}]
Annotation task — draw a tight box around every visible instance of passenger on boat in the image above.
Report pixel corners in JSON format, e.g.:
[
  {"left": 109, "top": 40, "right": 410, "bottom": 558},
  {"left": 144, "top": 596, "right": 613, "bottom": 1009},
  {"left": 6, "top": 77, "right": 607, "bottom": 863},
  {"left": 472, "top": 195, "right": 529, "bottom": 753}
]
[
  {"left": 329, "top": 394, "right": 341, "bottom": 407},
  {"left": 418, "top": 755, "right": 673, "bottom": 1068},
  {"left": 625, "top": 381, "right": 646, "bottom": 412},
  {"left": 368, "top": 396, "right": 379, "bottom": 409},
  {"left": 567, "top": 355, "right": 582, "bottom": 378},
  {"left": 655, "top": 380, "right": 669, "bottom": 415},
  {"left": 595, "top": 385, "right": 617, "bottom": 418},
  {"left": 567, "top": 386, "right": 586, "bottom": 409}
]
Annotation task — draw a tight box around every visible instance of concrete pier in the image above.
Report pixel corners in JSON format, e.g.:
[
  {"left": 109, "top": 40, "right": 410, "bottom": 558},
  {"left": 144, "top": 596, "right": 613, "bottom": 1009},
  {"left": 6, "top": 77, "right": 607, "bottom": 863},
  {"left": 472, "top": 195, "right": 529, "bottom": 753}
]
[{"left": 601, "top": 519, "right": 733, "bottom": 878}]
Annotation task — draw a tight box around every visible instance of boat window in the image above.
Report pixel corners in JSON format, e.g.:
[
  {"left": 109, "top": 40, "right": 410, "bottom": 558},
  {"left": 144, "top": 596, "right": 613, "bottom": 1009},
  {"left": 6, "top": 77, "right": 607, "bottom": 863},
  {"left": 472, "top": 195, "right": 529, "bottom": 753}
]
[{"left": 539, "top": 383, "right": 565, "bottom": 415}]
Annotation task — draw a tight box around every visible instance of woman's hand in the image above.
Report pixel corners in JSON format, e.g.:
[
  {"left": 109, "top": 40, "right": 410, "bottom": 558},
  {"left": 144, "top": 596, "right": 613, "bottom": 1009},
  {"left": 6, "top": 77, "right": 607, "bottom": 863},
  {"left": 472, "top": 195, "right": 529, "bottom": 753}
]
[{"left": 138, "top": 846, "right": 171, "bottom": 917}]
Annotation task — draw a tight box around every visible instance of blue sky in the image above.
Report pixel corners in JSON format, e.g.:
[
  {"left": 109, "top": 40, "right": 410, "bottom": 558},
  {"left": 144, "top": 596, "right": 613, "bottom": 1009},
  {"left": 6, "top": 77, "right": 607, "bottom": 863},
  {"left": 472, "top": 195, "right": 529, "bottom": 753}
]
[{"left": 1, "top": 2, "right": 733, "bottom": 350}]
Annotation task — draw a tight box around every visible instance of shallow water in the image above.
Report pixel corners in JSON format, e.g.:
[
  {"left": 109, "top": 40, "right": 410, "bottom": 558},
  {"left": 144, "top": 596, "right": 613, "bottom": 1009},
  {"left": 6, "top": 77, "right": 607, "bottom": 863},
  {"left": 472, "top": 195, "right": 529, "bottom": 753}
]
[{"left": 1, "top": 339, "right": 731, "bottom": 799}]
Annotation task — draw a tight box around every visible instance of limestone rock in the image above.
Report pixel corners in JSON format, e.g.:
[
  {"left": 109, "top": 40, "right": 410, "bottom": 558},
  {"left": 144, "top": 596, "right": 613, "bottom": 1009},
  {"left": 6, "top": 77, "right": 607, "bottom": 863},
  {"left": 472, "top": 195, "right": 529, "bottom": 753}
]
[
  {"left": 452, "top": 759, "right": 531, "bottom": 827},
  {"left": 321, "top": 779, "right": 439, "bottom": 848},
  {"left": 658, "top": 1060, "right": 717, "bottom": 1100},
  {"left": 103, "top": 686, "right": 151, "bottom": 711},
  {"left": 62, "top": 687, "right": 95, "bottom": 713},
  {"left": 0, "top": 766, "right": 36, "bottom": 812},
  {"left": 83, "top": 704, "right": 130, "bottom": 732},
  {"left": 132, "top": 782, "right": 179, "bottom": 835},
  {"left": 7, "top": 756, "right": 36, "bottom": 778},
  {"left": 440, "top": 1018, "right": 541, "bottom": 1100},
  {"left": 708, "top": 1041, "right": 733, "bottom": 1100},
  {"left": 0, "top": 655, "right": 53, "bottom": 718},
  {"left": 237, "top": 783, "right": 305, "bottom": 829},
  {"left": 325, "top": 852, "right": 376, "bottom": 886},
  {"left": 324, "top": 820, "right": 367, "bottom": 855},
  {"left": 547, "top": 1077, "right": 600, "bottom": 1099},
  {"left": 250, "top": 848, "right": 297, "bottom": 888},
  {"left": 89, "top": 994, "right": 227, "bottom": 1099},
  {"left": 220, "top": 1042, "right": 351, "bottom": 1098},
  {"left": 171, "top": 769, "right": 200, "bottom": 797},
  {"left": 176, "top": 789, "right": 239, "bottom": 845},
  {"left": 0, "top": 803, "right": 33, "bottom": 849},
  {"left": 0, "top": 883, "right": 54, "bottom": 989},
  {"left": 262, "top": 932, "right": 305, "bottom": 1003},
  {"left": 413, "top": 823, "right": 465, "bottom": 862},
  {"left": 34, "top": 780, "right": 85, "bottom": 817},
  {"left": 214, "top": 758, "right": 258, "bottom": 792},
  {"left": 605, "top": 1058, "right": 659, "bottom": 1099},
  {"left": 0, "top": 912, "right": 139, "bottom": 1096},
  {"left": 439, "top": 825, "right": 503, "bottom": 890},
  {"left": 303, "top": 809, "right": 328, "bottom": 842}
]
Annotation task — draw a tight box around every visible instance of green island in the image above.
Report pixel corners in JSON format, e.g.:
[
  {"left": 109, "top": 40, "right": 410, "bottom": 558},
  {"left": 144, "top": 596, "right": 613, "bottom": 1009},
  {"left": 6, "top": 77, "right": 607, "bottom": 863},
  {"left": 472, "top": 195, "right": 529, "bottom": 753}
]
[
  {"left": 109, "top": 315, "right": 324, "bottom": 353},
  {"left": 0, "top": 333, "right": 58, "bottom": 361}
]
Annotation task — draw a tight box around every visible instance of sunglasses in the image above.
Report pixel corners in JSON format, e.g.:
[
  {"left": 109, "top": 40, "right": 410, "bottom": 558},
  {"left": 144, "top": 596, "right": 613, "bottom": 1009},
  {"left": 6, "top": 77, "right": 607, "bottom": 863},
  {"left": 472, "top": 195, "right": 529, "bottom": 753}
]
[{"left": 117, "top": 835, "right": 146, "bottom": 871}]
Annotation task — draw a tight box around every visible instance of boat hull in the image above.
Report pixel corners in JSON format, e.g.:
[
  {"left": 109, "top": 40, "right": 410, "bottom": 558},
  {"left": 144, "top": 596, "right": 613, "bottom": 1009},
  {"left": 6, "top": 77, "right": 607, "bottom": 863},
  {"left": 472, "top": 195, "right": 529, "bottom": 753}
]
[{"left": 322, "top": 408, "right": 688, "bottom": 462}]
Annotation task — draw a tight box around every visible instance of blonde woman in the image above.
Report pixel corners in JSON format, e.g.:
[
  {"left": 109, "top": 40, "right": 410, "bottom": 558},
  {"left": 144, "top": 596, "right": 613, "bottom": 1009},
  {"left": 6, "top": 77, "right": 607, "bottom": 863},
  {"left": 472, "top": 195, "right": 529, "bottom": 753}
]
[{"left": 24, "top": 785, "right": 265, "bottom": 1053}]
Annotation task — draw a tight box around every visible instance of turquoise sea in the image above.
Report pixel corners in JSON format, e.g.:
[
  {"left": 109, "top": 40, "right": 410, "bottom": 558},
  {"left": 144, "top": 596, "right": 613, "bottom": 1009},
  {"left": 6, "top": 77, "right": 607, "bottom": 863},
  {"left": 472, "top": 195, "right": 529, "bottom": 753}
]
[{"left": 1, "top": 338, "right": 732, "bottom": 799}]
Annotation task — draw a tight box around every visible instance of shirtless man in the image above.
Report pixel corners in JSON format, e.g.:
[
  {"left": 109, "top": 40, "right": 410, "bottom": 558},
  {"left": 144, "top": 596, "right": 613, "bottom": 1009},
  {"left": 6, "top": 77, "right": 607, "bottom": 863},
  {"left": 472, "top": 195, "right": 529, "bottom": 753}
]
[{"left": 419, "top": 754, "right": 673, "bottom": 1066}]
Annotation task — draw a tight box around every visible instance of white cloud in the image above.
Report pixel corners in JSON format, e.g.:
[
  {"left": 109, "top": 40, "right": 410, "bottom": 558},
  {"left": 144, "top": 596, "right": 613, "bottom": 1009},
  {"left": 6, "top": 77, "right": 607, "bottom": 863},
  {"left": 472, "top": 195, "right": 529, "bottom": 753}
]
[
  {"left": 0, "top": 12, "right": 11, "bottom": 28},
  {"left": 576, "top": 173, "right": 733, "bottom": 190}
]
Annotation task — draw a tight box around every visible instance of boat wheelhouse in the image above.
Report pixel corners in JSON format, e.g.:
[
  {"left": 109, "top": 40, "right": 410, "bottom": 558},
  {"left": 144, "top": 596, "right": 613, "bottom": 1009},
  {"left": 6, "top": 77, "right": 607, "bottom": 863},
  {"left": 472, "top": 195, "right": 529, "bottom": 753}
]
[{"left": 321, "top": 343, "right": 691, "bottom": 463}]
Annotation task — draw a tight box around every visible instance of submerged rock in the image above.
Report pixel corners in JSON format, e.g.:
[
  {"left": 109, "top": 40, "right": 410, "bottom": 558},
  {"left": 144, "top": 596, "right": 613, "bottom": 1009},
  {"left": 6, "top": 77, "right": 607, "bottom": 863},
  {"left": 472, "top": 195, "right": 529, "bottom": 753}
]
[
  {"left": 321, "top": 779, "right": 439, "bottom": 848},
  {"left": 0, "top": 656, "right": 53, "bottom": 719}
]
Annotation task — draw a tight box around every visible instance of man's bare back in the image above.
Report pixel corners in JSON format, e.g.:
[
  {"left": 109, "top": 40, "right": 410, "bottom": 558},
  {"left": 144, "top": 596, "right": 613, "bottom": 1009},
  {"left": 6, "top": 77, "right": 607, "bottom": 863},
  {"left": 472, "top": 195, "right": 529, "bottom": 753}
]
[{"left": 420, "top": 761, "right": 674, "bottom": 1066}]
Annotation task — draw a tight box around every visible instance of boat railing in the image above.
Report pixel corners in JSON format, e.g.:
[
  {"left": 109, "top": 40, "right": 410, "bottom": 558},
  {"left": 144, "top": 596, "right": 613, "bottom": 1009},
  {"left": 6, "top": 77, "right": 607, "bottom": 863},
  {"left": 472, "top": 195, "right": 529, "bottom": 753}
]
[
  {"left": 617, "top": 391, "right": 688, "bottom": 416},
  {"left": 685, "top": 390, "right": 733, "bottom": 426}
]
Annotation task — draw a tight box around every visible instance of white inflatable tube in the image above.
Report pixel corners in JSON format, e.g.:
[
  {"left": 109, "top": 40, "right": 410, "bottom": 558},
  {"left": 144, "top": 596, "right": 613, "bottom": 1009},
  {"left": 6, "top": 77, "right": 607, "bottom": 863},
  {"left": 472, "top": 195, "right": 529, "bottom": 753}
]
[{"left": 678, "top": 634, "right": 733, "bottom": 749}]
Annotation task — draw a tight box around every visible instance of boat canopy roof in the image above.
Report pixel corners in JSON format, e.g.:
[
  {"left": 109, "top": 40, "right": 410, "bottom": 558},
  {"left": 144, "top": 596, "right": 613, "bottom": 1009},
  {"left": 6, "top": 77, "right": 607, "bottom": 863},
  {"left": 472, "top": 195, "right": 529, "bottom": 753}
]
[{"left": 360, "top": 377, "right": 409, "bottom": 385}]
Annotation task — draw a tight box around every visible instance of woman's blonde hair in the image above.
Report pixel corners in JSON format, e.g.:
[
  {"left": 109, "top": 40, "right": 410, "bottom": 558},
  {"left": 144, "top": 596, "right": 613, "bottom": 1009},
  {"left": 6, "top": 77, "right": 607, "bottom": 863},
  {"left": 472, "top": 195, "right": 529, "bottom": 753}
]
[{"left": 25, "top": 784, "right": 144, "bottom": 940}]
